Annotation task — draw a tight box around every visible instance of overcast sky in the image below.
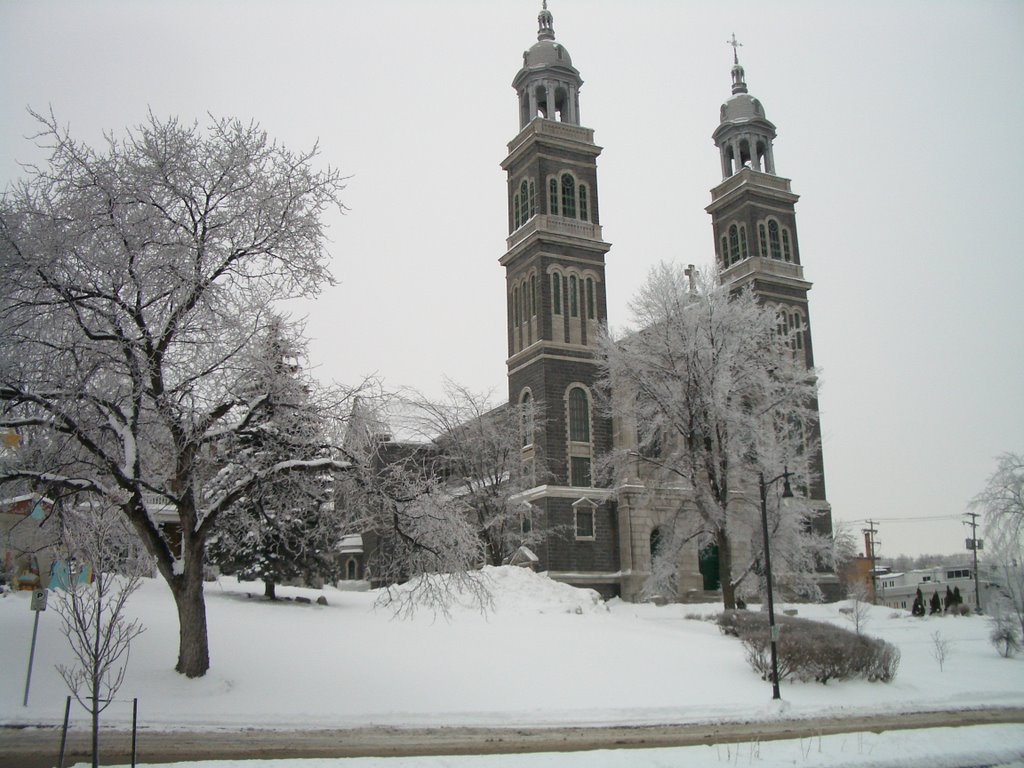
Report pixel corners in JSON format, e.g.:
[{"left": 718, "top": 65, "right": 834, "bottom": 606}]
[{"left": 2, "top": 0, "right": 1022, "bottom": 559}]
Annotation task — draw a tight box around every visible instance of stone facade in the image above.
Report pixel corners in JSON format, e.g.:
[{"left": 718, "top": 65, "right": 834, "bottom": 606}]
[{"left": 500, "top": 8, "right": 836, "bottom": 601}]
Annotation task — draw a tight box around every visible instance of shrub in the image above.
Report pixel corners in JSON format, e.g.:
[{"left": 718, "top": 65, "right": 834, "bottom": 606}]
[{"left": 717, "top": 610, "right": 900, "bottom": 684}]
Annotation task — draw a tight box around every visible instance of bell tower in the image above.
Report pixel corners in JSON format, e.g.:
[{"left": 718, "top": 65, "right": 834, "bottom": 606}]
[
  {"left": 706, "top": 37, "right": 833, "bottom": 535},
  {"left": 500, "top": 3, "right": 619, "bottom": 595}
]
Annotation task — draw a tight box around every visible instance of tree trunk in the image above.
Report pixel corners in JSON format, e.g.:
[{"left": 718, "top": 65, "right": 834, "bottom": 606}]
[
  {"left": 717, "top": 528, "right": 736, "bottom": 610},
  {"left": 170, "top": 547, "right": 210, "bottom": 678},
  {"left": 91, "top": 572, "right": 102, "bottom": 768},
  {"left": 264, "top": 580, "right": 276, "bottom": 600}
]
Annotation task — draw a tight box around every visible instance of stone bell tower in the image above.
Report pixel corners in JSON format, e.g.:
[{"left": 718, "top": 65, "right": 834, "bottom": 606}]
[{"left": 500, "top": 3, "right": 620, "bottom": 595}]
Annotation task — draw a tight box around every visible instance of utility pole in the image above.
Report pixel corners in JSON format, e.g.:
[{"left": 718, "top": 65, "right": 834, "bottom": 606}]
[
  {"left": 862, "top": 520, "right": 879, "bottom": 604},
  {"left": 964, "top": 511, "right": 982, "bottom": 613}
]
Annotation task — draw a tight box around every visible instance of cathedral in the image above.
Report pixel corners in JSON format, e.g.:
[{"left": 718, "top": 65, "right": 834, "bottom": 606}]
[{"left": 501, "top": 4, "right": 833, "bottom": 600}]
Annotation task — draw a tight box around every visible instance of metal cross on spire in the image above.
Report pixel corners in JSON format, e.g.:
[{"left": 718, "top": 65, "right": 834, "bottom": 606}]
[{"left": 727, "top": 33, "right": 743, "bottom": 65}]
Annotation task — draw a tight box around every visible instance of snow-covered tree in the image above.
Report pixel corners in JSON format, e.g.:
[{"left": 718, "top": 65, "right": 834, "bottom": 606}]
[
  {"left": 973, "top": 453, "right": 1024, "bottom": 642},
  {"left": 0, "top": 112, "right": 347, "bottom": 677},
  {"left": 597, "top": 262, "right": 832, "bottom": 609},
  {"left": 206, "top": 318, "right": 342, "bottom": 599},
  {"left": 53, "top": 499, "right": 149, "bottom": 768},
  {"left": 336, "top": 397, "right": 489, "bottom": 617},
  {"left": 402, "top": 380, "right": 545, "bottom": 567}
]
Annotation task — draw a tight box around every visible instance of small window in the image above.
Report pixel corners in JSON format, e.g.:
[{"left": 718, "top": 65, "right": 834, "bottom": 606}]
[
  {"left": 720, "top": 236, "right": 729, "bottom": 267},
  {"left": 549, "top": 178, "right": 558, "bottom": 215},
  {"left": 513, "top": 287, "right": 520, "bottom": 326},
  {"left": 574, "top": 503, "right": 595, "bottom": 538},
  {"left": 521, "top": 508, "right": 533, "bottom": 535},
  {"left": 585, "top": 278, "right": 595, "bottom": 320},
  {"left": 569, "top": 275, "right": 578, "bottom": 317},
  {"left": 579, "top": 184, "right": 588, "bottom": 222},
  {"left": 514, "top": 195, "right": 521, "bottom": 229},
  {"left": 740, "top": 225, "right": 748, "bottom": 259},
  {"left": 528, "top": 180, "right": 536, "bottom": 217},
  {"left": 782, "top": 229, "right": 792, "bottom": 262},
  {"left": 530, "top": 275, "right": 536, "bottom": 317},
  {"left": 759, "top": 223, "right": 768, "bottom": 258},
  {"left": 552, "top": 272, "right": 562, "bottom": 314},
  {"left": 561, "top": 174, "right": 576, "bottom": 219}
]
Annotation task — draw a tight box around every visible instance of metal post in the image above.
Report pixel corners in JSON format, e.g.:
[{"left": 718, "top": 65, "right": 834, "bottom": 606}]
[
  {"left": 131, "top": 698, "right": 138, "bottom": 768},
  {"left": 759, "top": 471, "right": 781, "bottom": 700},
  {"left": 23, "top": 608, "right": 41, "bottom": 707},
  {"left": 58, "top": 695, "right": 72, "bottom": 768}
]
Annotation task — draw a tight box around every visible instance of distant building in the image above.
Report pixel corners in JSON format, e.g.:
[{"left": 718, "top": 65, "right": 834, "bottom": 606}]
[
  {"left": 877, "top": 565, "right": 1001, "bottom": 613},
  {"left": 0, "top": 494, "right": 56, "bottom": 589}
]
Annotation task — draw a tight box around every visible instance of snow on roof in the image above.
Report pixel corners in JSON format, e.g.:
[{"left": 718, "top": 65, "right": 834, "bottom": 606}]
[{"left": 339, "top": 534, "right": 363, "bottom": 553}]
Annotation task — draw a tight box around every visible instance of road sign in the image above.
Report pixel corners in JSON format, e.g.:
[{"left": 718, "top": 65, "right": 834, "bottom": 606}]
[{"left": 30, "top": 588, "right": 47, "bottom": 612}]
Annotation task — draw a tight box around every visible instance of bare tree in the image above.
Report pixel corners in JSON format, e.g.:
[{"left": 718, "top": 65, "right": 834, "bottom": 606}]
[
  {"left": 0, "top": 111, "right": 347, "bottom": 676},
  {"left": 53, "top": 500, "right": 149, "bottom": 768},
  {"left": 973, "top": 453, "right": 1024, "bottom": 642},
  {"left": 930, "top": 630, "right": 952, "bottom": 672},
  {"left": 402, "top": 379, "right": 546, "bottom": 567},
  {"left": 843, "top": 583, "right": 872, "bottom": 635},
  {"left": 597, "top": 263, "right": 832, "bottom": 608}
]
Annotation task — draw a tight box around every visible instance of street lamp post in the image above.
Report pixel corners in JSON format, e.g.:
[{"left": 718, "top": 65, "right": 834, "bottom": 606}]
[{"left": 758, "top": 466, "right": 794, "bottom": 701}]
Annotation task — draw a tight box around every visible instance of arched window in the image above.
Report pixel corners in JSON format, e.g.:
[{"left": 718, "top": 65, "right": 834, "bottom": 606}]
[
  {"left": 569, "top": 275, "right": 578, "bottom": 317},
  {"left": 573, "top": 498, "right": 596, "bottom": 539},
  {"left": 758, "top": 223, "right": 768, "bottom": 258},
  {"left": 520, "top": 390, "right": 534, "bottom": 447},
  {"left": 728, "top": 225, "right": 740, "bottom": 266},
  {"left": 513, "top": 287, "right": 519, "bottom": 326},
  {"left": 579, "top": 184, "right": 589, "bottom": 222},
  {"left": 768, "top": 219, "right": 782, "bottom": 260},
  {"left": 740, "top": 225, "right": 749, "bottom": 259},
  {"left": 561, "top": 174, "right": 577, "bottom": 219},
  {"left": 585, "top": 278, "right": 595, "bottom": 320},
  {"left": 345, "top": 558, "right": 358, "bottom": 580},
  {"left": 782, "top": 229, "right": 792, "bottom": 262},
  {"left": 552, "top": 272, "right": 562, "bottom": 315},
  {"left": 568, "top": 386, "right": 592, "bottom": 487},
  {"left": 791, "top": 311, "right": 804, "bottom": 351},
  {"left": 549, "top": 177, "right": 558, "bottom": 215},
  {"left": 568, "top": 387, "right": 590, "bottom": 442},
  {"left": 514, "top": 194, "right": 521, "bottom": 230},
  {"left": 528, "top": 180, "right": 536, "bottom": 218},
  {"left": 720, "top": 236, "right": 729, "bottom": 267},
  {"left": 519, "top": 180, "right": 529, "bottom": 227}
]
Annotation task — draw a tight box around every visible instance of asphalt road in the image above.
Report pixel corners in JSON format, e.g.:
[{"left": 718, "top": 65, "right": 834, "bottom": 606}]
[{"left": 2, "top": 707, "right": 1022, "bottom": 767}]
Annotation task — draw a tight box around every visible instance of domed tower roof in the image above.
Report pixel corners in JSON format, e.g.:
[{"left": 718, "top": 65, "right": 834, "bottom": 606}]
[
  {"left": 712, "top": 35, "right": 778, "bottom": 178},
  {"left": 512, "top": 2, "right": 583, "bottom": 129}
]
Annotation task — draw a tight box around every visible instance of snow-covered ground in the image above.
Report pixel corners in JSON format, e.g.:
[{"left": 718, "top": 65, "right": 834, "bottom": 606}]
[{"left": 2, "top": 566, "right": 1023, "bottom": 767}]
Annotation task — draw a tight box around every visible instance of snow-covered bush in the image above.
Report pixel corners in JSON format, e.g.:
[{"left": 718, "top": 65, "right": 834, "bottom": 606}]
[{"left": 718, "top": 610, "right": 900, "bottom": 684}]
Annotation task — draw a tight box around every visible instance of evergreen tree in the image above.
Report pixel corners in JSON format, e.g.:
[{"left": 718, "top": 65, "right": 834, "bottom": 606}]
[
  {"left": 207, "top": 318, "right": 341, "bottom": 599},
  {"left": 953, "top": 585, "right": 964, "bottom": 606},
  {"left": 929, "top": 591, "right": 942, "bottom": 615},
  {"left": 945, "top": 586, "right": 955, "bottom": 612},
  {"left": 912, "top": 587, "right": 926, "bottom": 617}
]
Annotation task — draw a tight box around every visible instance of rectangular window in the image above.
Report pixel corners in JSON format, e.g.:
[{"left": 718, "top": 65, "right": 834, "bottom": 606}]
[
  {"left": 549, "top": 178, "right": 558, "bottom": 215},
  {"left": 569, "top": 275, "right": 578, "bottom": 317},
  {"left": 570, "top": 456, "right": 592, "bottom": 487},
  {"left": 579, "top": 184, "right": 588, "bottom": 222},
  {"left": 530, "top": 275, "right": 536, "bottom": 316},
  {"left": 586, "top": 278, "right": 594, "bottom": 319},
  {"left": 552, "top": 273, "right": 562, "bottom": 314},
  {"left": 575, "top": 507, "right": 595, "bottom": 539}
]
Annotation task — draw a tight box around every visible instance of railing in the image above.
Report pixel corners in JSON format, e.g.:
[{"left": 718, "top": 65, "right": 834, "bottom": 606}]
[
  {"left": 724, "top": 256, "right": 805, "bottom": 283},
  {"left": 507, "top": 118, "right": 595, "bottom": 153},
  {"left": 507, "top": 214, "right": 603, "bottom": 249},
  {"left": 711, "top": 168, "right": 792, "bottom": 201}
]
